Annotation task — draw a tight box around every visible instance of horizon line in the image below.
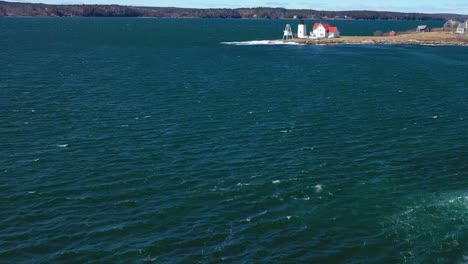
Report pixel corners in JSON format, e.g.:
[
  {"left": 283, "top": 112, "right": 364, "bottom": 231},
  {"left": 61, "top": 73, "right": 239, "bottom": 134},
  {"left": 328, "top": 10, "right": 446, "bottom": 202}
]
[{"left": 1, "top": 1, "right": 468, "bottom": 16}]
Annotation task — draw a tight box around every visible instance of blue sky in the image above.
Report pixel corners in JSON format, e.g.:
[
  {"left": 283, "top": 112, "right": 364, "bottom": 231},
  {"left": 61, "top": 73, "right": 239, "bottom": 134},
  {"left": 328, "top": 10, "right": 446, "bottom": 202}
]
[{"left": 6, "top": 0, "right": 468, "bottom": 14}]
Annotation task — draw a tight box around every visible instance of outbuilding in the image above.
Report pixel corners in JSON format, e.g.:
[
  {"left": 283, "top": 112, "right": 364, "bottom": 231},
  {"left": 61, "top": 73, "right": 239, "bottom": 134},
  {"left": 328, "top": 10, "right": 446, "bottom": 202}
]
[
  {"left": 328, "top": 27, "right": 340, "bottom": 38},
  {"left": 444, "top": 19, "right": 459, "bottom": 30},
  {"left": 416, "top": 25, "right": 431, "bottom": 32},
  {"left": 456, "top": 21, "right": 467, "bottom": 34}
]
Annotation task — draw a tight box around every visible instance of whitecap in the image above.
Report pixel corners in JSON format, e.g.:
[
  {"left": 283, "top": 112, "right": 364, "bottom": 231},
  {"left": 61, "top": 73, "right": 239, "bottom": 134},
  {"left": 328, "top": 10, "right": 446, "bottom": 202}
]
[
  {"left": 293, "top": 195, "right": 310, "bottom": 201},
  {"left": 314, "top": 184, "right": 323, "bottom": 193},
  {"left": 221, "top": 40, "right": 302, "bottom": 46},
  {"left": 257, "top": 210, "right": 268, "bottom": 216},
  {"left": 57, "top": 144, "right": 68, "bottom": 148},
  {"left": 272, "top": 180, "right": 281, "bottom": 184},
  {"left": 142, "top": 255, "right": 158, "bottom": 262},
  {"left": 241, "top": 211, "right": 267, "bottom": 223}
]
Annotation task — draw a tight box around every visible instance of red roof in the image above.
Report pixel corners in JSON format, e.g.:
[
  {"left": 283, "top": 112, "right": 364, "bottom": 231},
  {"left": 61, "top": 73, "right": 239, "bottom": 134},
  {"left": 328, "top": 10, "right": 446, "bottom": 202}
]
[
  {"left": 313, "top": 22, "right": 331, "bottom": 30},
  {"left": 329, "top": 27, "right": 338, "bottom": 33}
]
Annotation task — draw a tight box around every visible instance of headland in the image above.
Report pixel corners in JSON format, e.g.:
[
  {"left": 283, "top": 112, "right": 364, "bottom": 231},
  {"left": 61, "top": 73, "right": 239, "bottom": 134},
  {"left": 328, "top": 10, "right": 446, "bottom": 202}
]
[{"left": 286, "top": 30, "right": 468, "bottom": 46}]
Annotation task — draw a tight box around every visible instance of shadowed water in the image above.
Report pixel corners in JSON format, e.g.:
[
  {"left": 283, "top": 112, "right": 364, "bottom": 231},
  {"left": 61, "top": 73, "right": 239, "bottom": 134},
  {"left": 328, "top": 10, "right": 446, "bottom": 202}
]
[{"left": 0, "top": 17, "right": 467, "bottom": 263}]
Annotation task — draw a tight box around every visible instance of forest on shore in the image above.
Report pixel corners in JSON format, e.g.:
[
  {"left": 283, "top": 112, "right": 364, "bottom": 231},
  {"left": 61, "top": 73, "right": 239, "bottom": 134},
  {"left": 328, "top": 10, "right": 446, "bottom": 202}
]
[{"left": 1, "top": 1, "right": 467, "bottom": 21}]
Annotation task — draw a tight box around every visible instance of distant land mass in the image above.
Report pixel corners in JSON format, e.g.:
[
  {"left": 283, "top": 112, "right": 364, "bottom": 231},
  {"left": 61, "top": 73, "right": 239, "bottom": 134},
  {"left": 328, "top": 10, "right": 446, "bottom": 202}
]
[{"left": 1, "top": 1, "right": 467, "bottom": 21}]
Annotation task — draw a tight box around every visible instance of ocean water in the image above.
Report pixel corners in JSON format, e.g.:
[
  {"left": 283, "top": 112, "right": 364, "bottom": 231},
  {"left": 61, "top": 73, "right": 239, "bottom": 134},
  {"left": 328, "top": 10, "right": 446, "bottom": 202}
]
[{"left": 0, "top": 17, "right": 467, "bottom": 263}]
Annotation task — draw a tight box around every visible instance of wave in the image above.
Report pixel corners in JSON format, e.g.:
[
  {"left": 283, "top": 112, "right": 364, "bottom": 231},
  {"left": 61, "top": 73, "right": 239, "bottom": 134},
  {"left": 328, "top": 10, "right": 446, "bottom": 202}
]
[
  {"left": 383, "top": 191, "right": 468, "bottom": 262},
  {"left": 221, "top": 40, "right": 302, "bottom": 46}
]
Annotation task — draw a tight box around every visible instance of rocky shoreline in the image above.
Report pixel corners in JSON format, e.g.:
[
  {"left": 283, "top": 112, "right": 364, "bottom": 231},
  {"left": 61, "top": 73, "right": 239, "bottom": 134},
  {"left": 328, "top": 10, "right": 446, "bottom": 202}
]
[{"left": 286, "top": 31, "right": 468, "bottom": 46}]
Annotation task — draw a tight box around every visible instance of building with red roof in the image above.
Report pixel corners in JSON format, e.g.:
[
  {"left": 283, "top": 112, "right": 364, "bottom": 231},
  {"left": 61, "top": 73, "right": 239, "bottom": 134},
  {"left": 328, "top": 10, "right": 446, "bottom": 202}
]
[
  {"left": 313, "top": 22, "right": 331, "bottom": 31},
  {"left": 328, "top": 27, "right": 340, "bottom": 37},
  {"left": 311, "top": 22, "right": 340, "bottom": 38}
]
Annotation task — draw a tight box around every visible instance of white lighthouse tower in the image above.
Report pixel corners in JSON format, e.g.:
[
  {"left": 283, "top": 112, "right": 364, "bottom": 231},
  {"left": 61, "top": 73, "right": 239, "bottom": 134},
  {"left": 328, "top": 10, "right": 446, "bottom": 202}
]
[
  {"left": 297, "top": 20, "right": 308, "bottom": 38},
  {"left": 283, "top": 24, "right": 293, "bottom": 40}
]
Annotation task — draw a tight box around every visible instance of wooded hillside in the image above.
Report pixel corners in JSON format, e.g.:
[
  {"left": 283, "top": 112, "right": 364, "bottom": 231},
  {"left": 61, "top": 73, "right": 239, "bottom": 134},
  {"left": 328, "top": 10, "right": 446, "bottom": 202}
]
[{"left": 1, "top": 1, "right": 467, "bottom": 21}]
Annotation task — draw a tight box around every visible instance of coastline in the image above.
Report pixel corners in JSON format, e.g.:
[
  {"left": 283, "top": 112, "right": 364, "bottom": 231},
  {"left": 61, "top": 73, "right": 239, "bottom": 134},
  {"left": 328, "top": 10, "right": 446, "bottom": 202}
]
[{"left": 285, "top": 31, "right": 468, "bottom": 46}]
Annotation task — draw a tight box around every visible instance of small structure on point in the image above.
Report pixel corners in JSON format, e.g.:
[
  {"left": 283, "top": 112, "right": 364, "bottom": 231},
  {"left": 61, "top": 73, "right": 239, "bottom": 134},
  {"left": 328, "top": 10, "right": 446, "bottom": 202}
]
[
  {"left": 389, "top": 30, "right": 397, "bottom": 36},
  {"left": 416, "top": 25, "right": 431, "bottom": 32},
  {"left": 328, "top": 27, "right": 340, "bottom": 38},
  {"left": 455, "top": 21, "right": 467, "bottom": 34},
  {"left": 283, "top": 24, "right": 293, "bottom": 40},
  {"left": 297, "top": 20, "right": 308, "bottom": 38},
  {"left": 444, "top": 19, "right": 459, "bottom": 30}
]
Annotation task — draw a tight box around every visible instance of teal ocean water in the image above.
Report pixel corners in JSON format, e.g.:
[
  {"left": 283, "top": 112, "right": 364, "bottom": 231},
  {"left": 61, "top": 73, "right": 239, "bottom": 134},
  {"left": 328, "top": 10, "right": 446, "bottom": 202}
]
[{"left": 1, "top": 17, "right": 467, "bottom": 263}]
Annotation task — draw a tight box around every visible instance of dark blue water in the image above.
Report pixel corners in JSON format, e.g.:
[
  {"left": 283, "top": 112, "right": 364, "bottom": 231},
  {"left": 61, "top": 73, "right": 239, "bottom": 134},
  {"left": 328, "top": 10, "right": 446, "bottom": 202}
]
[{"left": 1, "top": 17, "right": 467, "bottom": 263}]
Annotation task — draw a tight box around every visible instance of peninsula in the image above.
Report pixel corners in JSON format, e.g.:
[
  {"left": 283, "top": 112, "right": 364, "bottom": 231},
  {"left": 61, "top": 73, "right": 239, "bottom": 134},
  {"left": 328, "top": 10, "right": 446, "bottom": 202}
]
[
  {"left": 278, "top": 21, "right": 468, "bottom": 46},
  {"left": 287, "top": 30, "right": 468, "bottom": 46}
]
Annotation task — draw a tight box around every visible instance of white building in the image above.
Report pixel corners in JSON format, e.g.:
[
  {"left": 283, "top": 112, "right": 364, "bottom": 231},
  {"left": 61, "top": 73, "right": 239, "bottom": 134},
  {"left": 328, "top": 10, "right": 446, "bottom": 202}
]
[
  {"left": 328, "top": 27, "right": 340, "bottom": 38},
  {"left": 311, "top": 22, "right": 331, "bottom": 38},
  {"left": 444, "top": 19, "right": 459, "bottom": 30},
  {"left": 456, "top": 21, "right": 467, "bottom": 34},
  {"left": 310, "top": 22, "right": 340, "bottom": 39},
  {"left": 297, "top": 21, "right": 308, "bottom": 38}
]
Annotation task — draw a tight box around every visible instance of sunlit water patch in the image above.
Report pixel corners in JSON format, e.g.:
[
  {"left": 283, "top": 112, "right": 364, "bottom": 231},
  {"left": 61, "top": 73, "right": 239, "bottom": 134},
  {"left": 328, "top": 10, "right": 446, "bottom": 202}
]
[{"left": 383, "top": 192, "right": 468, "bottom": 263}]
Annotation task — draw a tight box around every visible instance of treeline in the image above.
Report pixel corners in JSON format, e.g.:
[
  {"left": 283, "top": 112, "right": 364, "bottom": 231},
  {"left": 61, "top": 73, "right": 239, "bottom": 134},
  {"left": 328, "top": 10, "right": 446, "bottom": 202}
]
[{"left": 1, "top": 1, "right": 467, "bottom": 21}]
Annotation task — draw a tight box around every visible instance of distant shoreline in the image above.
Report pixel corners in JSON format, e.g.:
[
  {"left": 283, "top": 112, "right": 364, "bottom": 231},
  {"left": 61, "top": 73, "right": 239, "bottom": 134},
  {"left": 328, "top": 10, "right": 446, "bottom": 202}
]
[
  {"left": 1, "top": 1, "right": 468, "bottom": 20},
  {"left": 0, "top": 16, "right": 455, "bottom": 22}
]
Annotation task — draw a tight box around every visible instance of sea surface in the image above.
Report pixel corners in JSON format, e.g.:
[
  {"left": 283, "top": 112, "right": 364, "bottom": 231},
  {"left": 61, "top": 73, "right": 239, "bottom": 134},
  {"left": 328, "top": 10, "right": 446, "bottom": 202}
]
[{"left": 0, "top": 17, "right": 467, "bottom": 263}]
